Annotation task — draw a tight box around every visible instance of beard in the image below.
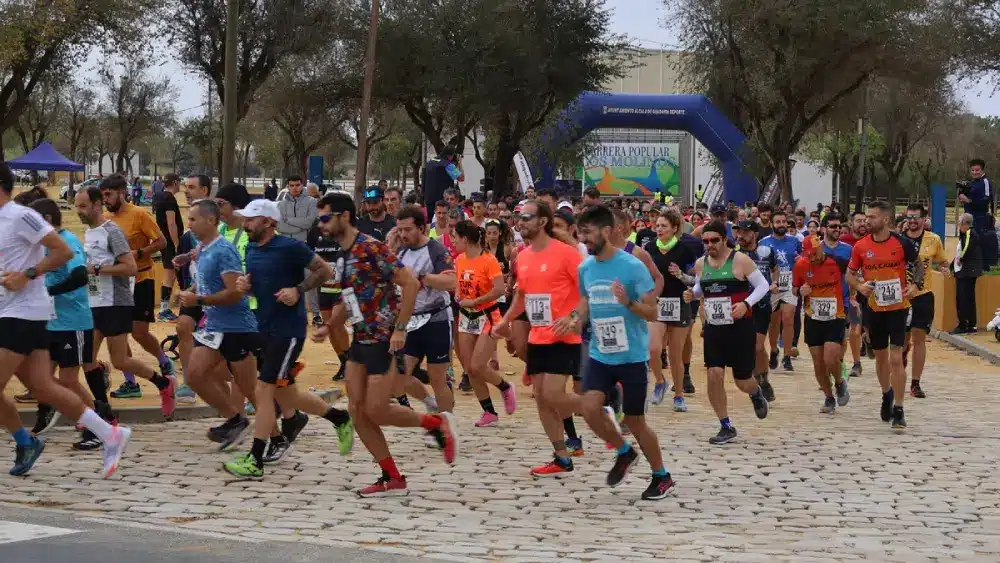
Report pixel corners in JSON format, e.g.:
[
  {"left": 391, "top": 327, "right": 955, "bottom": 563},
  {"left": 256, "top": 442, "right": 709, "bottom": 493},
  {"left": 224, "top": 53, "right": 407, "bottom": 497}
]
[
  {"left": 245, "top": 227, "right": 260, "bottom": 242},
  {"left": 106, "top": 199, "right": 121, "bottom": 213},
  {"left": 774, "top": 226, "right": 788, "bottom": 236},
  {"left": 521, "top": 225, "right": 538, "bottom": 241},
  {"left": 587, "top": 234, "right": 607, "bottom": 255},
  {"left": 77, "top": 213, "right": 91, "bottom": 226}
]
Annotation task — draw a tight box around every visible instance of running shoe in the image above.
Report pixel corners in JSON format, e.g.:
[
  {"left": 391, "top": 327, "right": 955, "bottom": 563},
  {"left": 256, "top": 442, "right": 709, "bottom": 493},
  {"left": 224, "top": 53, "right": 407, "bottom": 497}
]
[
  {"left": 750, "top": 390, "right": 769, "bottom": 419},
  {"left": 218, "top": 417, "right": 252, "bottom": 452},
  {"left": 683, "top": 375, "right": 695, "bottom": 394},
  {"left": 709, "top": 426, "right": 737, "bottom": 445},
  {"left": 311, "top": 315, "right": 324, "bottom": 328},
  {"left": 357, "top": 472, "right": 408, "bottom": 498},
  {"left": 790, "top": 346, "right": 800, "bottom": 358},
  {"left": 244, "top": 401, "right": 256, "bottom": 416},
  {"left": 530, "top": 457, "right": 574, "bottom": 478},
  {"left": 282, "top": 411, "right": 309, "bottom": 443},
  {"left": 9, "top": 437, "right": 45, "bottom": 476},
  {"left": 159, "top": 375, "right": 177, "bottom": 418},
  {"left": 223, "top": 453, "right": 263, "bottom": 480},
  {"left": 428, "top": 412, "right": 457, "bottom": 464},
  {"left": 175, "top": 383, "right": 197, "bottom": 405},
  {"left": 422, "top": 396, "right": 439, "bottom": 413},
  {"left": 73, "top": 430, "right": 102, "bottom": 451},
  {"left": 14, "top": 390, "right": 36, "bottom": 403},
  {"left": 606, "top": 447, "right": 639, "bottom": 487},
  {"left": 910, "top": 380, "right": 926, "bottom": 398},
  {"left": 781, "top": 356, "right": 793, "bottom": 372},
  {"left": 850, "top": 360, "right": 863, "bottom": 378},
  {"left": 157, "top": 309, "right": 178, "bottom": 323},
  {"left": 335, "top": 418, "right": 355, "bottom": 455},
  {"left": 332, "top": 361, "right": 346, "bottom": 381},
  {"left": 820, "top": 396, "right": 836, "bottom": 414},
  {"left": 673, "top": 396, "right": 688, "bottom": 412},
  {"left": 836, "top": 379, "right": 850, "bottom": 406},
  {"left": 102, "top": 426, "right": 131, "bottom": 479},
  {"left": 159, "top": 358, "right": 177, "bottom": 378},
  {"left": 758, "top": 374, "right": 775, "bottom": 403},
  {"left": 566, "top": 437, "right": 584, "bottom": 456},
  {"left": 651, "top": 381, "right": 667, "bottom": 406},
  {"left": 641, "top": 473, "right": 676, "bottom": 500},
  {"left": 768, "top": 350, "right": 778, "bottom": 370},
  {"left": 262, "top": 436, "right": 292, "bottom": 464},
  {"left": 474, "top": 412, "right": 499, "bottom": 427},
  {"left": 110, "top": 380, "right": 142, "bottom": 399},
  {"left": 891, "top": 406, "right": 906, "bottom": 430},
  {"left": 880, "top": 388, "right": 894, "bottom": 422},
  {"left": 458, "top": 373, "right": 472, "bottom": 393},
  {"left": 501, "top": 382, "right": 517, "bottom": 414},
  {"left": 31, "top": 405, "right": 60, "bottom": 436}
]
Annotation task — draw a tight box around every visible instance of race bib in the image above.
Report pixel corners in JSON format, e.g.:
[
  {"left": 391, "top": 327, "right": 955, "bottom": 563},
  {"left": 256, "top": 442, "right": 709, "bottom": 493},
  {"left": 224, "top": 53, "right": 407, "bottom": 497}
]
[
  {"left": 657, "top": 297, "right": 681, "bottom": 322},
  {"left": 342, "top": 288, "right": 364, "bottom": 325},
  {"left": 874, "top": 279, "right": 903, "bottom": 307},
  {"left": 594, "top": 316, "right": 629, "bottom": 354},
  {"left": 778, "top": 271, "right": 792, "bottom": 292},
  {"left": 406, "top": 313, "right": 431, "bottom": 332},
  {"left": 193, "top": 329, "right": 223, "bottom": 350},
  {"left": 458, "top": 311, "right": 484, "bottom": 335},
  {"left": 810, "top": 297, "right": 837, "bottom": 321},
  {"left": 87, "top": 273, "right": 114, "bottom": 307},
  {"left": 525, "top": 294, "right": 553, "bottom": 327},
  {"left": 704, "top": 296, "right": 734, "bottom": 326}
]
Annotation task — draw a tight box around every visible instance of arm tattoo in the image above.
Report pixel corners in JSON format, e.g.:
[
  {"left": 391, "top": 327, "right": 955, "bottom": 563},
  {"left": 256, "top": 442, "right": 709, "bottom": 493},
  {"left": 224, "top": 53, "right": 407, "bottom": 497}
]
[{"left": 299, "top": 255, "right": 332, "bottom": 292}]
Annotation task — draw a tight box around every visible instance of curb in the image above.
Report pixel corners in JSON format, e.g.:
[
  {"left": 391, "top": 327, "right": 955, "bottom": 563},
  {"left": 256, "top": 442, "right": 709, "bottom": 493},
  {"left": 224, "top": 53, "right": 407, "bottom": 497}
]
[
  {"left": 17, "top": 388, "right": 343, "bottom": 427},
  {"left": 931, "top": 329, "right": 1000, "bottom": 366}
]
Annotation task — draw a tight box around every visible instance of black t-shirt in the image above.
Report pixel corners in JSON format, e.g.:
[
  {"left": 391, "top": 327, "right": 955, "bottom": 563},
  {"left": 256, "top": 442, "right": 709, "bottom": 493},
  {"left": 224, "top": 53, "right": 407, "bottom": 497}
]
[
  {"left": 635, "top": 228, "right": 656, "bottom": 249},
  {"left": 357, "top": 214, "right": 397, "bottom": 242},
  {"left": 758, "top": 224, "right": 773, "bottom": 239},
  {"left": 644, "top": 239, "right": 698, "bottom": 298},
  {"left": 154, "top": 192, "right": 183, "bottom": 248}
]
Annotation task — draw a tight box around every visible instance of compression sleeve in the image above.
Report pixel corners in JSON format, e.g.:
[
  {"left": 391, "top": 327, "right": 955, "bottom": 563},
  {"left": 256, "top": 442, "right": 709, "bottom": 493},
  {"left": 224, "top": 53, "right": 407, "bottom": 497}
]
[
  {"left": 745, "top": 268, "right": 770, "bottom": 307},
  {"left": 691, "top": 276, "right": 704, "bottom": 299},
  {"left": 48, "top": 266, "right": 88, "bottom": 296}
]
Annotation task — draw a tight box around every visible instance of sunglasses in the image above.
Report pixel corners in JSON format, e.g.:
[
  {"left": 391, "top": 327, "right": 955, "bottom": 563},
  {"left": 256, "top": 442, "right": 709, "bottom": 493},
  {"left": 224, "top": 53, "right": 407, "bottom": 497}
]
[
  {"left": 702, "top": 236, "right": 723, "bottom": 245},
  {"left": 906, "top": 215, "right": 922, "bottom": 220},
  {"left": 319, "top": 212, "right": 344, "bottom": 223},
  {"left": 518, "top": 213, "right": 537, "bottom": 221}
]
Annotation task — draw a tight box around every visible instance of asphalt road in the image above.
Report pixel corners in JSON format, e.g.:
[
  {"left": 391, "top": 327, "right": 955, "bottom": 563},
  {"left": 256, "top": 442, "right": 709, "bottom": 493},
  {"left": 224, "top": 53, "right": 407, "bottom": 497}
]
[{"left": 0, "top": 504, "right": 425, "bottom": 563}]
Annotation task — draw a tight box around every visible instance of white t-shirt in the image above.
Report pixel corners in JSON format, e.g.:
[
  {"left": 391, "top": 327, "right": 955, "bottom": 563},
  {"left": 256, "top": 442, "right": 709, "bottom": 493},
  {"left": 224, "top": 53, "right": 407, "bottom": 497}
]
[{"left": 0, "top": 202, "right": 55, "bottom": 321}]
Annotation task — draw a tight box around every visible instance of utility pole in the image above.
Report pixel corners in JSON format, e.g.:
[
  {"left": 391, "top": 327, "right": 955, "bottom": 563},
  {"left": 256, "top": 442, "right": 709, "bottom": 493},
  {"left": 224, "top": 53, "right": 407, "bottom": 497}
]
[
  {"left": 354, "top": 0, "right": 380, "bottom": 202},
  {"left": 220, "top": 0, "right": 239, "bottom": 192},
  {"left": 854, "top": 81, "right": 870, "bottom": 214}
]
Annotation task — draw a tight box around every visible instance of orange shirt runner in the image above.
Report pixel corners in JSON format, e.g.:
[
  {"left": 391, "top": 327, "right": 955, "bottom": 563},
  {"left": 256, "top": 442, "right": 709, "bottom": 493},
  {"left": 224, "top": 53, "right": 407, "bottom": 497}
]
[
  {"left": 455, "top": 252, "right": 503, "bottom": 311},
  {"left": 106, "top": 202, "right": 163, "bottom": 283},
  {"left": 848, "top": 233, "right": 918, "bottom": 313},
  {"left": 515, "top": 239, "right": 583, "bottom": 345},
  {"left": 793, "top": 255, "right": 846, "bottom": 321}
]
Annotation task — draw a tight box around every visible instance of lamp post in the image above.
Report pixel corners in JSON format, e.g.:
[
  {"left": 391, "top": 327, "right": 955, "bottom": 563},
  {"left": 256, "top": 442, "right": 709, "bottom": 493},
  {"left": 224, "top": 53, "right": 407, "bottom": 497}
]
[
  {"left": 220, "top": 0, "right": 239, "bottom": 192},
  {"left": 354, "top": 0, "right": 380, "bottom": 202}
]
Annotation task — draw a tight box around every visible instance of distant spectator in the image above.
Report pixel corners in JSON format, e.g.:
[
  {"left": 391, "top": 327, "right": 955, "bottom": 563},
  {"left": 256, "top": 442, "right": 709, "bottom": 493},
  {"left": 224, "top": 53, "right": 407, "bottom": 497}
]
[
  {"left": 131, "top": 176, "right": 143, "bottom": 203},
  {"left": 150, "top": 175, "right": 165, "bottom": 203},
  {"left": 953, "top": 213, "right": 983, "bottom": 334},
  {"left": 264, "top": 178, "right": 278, "bottom": 201}
]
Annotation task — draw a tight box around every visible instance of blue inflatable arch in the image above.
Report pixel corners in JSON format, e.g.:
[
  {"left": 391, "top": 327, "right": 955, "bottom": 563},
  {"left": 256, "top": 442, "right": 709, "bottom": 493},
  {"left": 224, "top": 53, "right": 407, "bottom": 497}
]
[{"left": 537, "top": 92, "right": 758, "bottom": 205}]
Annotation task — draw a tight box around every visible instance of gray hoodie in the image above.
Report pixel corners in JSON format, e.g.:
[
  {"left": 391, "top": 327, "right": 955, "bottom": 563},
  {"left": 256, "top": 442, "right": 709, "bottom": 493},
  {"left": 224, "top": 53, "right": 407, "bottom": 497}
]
[{"left": 277, "top": 193, "right": 317, "bottom": 242}]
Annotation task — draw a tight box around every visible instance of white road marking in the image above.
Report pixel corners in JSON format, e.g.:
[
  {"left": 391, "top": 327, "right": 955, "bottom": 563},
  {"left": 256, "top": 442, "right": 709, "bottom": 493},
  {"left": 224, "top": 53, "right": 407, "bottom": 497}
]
[{"left": 0, "top": 520, "right": 80, "bottom": 545}]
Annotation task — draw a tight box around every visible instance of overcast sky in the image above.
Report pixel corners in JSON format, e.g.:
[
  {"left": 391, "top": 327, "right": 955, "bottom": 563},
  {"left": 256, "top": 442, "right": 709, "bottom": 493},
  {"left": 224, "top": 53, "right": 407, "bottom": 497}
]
[{"left": 153, "top": 0, "right": 999, "bottom": 119}]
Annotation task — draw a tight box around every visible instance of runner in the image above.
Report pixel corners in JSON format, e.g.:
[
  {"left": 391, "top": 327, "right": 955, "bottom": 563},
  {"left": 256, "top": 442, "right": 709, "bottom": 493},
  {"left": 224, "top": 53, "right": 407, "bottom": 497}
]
[
  {"left": 683, "top": 220, "right": 771, "bottom": 445},
  {"left": 223, "top": 199, "right": 355, "bottom": 478},
  {"left": 176, "top": 199, "right": 260, "bottom": 451},
  {"left": 734, "top": 219, "right": 778, "bottom": 402},
  {"left": 901, "top": 204, "right": 949, "bottom": 398},
  {"left": 154, "top": 173, "right": 183, "bottom": 322},
  {"left": 493, "top": 200, "right": 584, "bottom": 477},
  {"left": 311, "top": 192, "right": 457, "bottom": 496},
  {"left": 840, "top": 210, "right": 869, "bottom": 369},
  {"left": 0, "top": 170, "right": 129, "bottom": 478},
  {"left": 575, "top": 204, "right": 675, "bottom": 500},
  {"left": 453, "top": 220, "right": 517, "bottom": 427},
  {"left": 76, "top": 185, "right": 177, "bottom": 420},
  {"left": 846, "top": 201, "right": 922, "bottom": 430},
  {"left": 760, "top": 209, "right": 802, "bottom": 372},
  {"left": 816, "top": 214, "right": 854, "bottom": 383},
  {"left": 793, "top": 235, "right": 851, "bottom": 413},
  {"left": 645, "top": 208, "right": 697, "bottom": 411},
  {"left": 307, "top": 204, "right": 350, "bottom": 382}
]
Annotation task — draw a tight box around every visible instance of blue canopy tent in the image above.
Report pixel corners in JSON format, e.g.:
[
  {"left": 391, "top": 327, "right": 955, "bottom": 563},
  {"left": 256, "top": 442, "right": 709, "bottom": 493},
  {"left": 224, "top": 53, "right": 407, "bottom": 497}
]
[{"left": 7, "top": 141, "right": 84, "bottom": 172}]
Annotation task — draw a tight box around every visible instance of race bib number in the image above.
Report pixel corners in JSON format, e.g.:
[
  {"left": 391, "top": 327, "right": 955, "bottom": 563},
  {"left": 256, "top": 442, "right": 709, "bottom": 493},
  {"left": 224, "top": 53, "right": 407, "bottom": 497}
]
[
  {"left": 874, "top": 279, "right": 903, "bottom": 307},
  {"left": 657, "top": 297, "right": 681, "bottom": 322},
  {"left": 193, "top": 329, "right": 223, "bottom": 350},
  {"left": 778, "top": 271, "right": 792, "bottom": 292},
  {"left": 594, "top": 316, "right": 629, "bottom": 354},
  {"left": 525, "top": 294, "right": 552, "bottom": 327},
  {"left": 342, "top": 288, "right": 364, "bottom": 325},
  {"left": 87, "top": 273, "right": 113, "bottom": 307},
  {"left": 406, "top": 313, "right": 431, "bottom": 332},
  {"left": 458, "top": 311, "right": 484, "bottom": 335},
  {"left": 810, "top": 297, "right": 837, "bottom": 321},
  {"left": 704, "top": 297, "right": 734, "bottom": 326}
]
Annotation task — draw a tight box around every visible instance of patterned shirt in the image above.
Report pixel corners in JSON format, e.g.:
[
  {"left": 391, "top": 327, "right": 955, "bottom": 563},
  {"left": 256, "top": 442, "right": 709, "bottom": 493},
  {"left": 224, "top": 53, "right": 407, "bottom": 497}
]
[{"left": 335, "top": 232, "right": 402, "bottom": 344}]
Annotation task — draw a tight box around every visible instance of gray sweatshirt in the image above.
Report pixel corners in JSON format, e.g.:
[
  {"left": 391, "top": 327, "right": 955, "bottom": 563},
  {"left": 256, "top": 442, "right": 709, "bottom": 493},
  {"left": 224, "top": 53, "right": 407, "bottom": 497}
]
[{"left": 277, "top": 193, "right": 317, "bottom": 242}]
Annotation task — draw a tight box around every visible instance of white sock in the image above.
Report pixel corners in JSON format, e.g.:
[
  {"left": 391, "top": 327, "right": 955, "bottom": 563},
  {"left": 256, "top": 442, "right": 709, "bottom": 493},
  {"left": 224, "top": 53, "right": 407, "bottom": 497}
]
[{"left": 79, "top": 408, "right": 115, "bottom": 442}]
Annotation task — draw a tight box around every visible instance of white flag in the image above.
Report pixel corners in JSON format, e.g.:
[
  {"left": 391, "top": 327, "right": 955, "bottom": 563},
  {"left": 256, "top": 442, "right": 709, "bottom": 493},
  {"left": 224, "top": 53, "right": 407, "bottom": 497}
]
[{"left": 513, "top": 152, "right": 533, "bottom": 193}]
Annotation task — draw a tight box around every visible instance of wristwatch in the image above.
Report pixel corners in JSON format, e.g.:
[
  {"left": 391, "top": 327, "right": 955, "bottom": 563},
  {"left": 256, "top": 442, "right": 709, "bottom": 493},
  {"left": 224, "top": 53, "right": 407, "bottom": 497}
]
[
  {"left": 24, "top": 267, "right": 38, "bottom": 280},
  {"left": 395, "top": 322, "right": 407, "bottom": 332},
  {"left": 94, "top": 264, "right": 102, "bottom": 276},
  {"left": 196, "top": 296, "right": 204, "bottom": 307}
]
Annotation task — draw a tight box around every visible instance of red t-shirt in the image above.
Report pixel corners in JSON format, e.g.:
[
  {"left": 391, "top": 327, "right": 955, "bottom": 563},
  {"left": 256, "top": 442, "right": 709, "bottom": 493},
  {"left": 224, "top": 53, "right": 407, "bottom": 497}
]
[
  {"left": 793, "top": 256, "right": 845, "bottom": 320},
  {"left": 847, "top": 233, "right": 917, "bottom": 312}
]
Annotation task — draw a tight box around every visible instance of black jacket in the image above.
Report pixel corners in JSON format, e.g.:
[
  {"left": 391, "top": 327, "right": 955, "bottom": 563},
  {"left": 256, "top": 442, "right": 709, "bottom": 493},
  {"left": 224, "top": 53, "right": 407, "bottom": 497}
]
[{"left": 954, "top": 229, "right": 983, "bottom": 278}]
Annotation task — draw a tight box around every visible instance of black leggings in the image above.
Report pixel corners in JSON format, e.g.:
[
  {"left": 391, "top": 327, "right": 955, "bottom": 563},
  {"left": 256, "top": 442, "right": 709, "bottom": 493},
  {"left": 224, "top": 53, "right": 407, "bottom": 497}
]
[{"left": 956, "top": 277, "right": 979, "bottom": 328}]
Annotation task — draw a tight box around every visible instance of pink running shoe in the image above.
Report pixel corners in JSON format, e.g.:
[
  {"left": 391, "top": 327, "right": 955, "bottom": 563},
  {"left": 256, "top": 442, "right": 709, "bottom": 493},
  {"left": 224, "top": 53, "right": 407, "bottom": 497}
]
[
  {"left": 474, "top": 412, "right": 499, "bottom": 427},
  {"left": 501, "top": 382, "right": 517, "bottom": 415},
  {"left": 159, "top": 375, "right": 177, "bottom": 418}
]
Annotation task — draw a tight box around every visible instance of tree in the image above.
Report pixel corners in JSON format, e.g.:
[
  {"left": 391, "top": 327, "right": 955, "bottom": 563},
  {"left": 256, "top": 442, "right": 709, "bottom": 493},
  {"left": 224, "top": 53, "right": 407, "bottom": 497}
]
[
  {"left": 669, "top": 0, "right": 951, "bottom": 203},
  {"left": 14, "top": 76, "right": 64, "bottom": 153},
  {"left": 337, "top": 105, "right": 405, "bottom": 183},
  {"left": 0, "top": 0, "right": 155, "bottom": 155},
  {"left": 100, "top": 58, "right": 175, "bottom": 174},
  {"left": 801, "top": 118, "right": 883, "bottom": 206},
  {"left": 62, "top": 85, "right": 98, "bottom": 164}
]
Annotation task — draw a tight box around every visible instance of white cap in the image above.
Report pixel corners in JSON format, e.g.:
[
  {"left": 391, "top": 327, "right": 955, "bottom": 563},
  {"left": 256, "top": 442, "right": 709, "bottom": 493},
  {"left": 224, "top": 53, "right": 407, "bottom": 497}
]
[
  {"left": 236, "top": 199, "right": 282, "bottom": 221},
  {"left": 557, "top": 201, "right": 574, "bottom": 211}
]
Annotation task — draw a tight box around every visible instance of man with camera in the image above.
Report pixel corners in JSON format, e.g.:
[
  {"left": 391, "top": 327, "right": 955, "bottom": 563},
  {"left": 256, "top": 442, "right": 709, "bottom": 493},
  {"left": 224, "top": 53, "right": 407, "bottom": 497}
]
[
  {"left": 421, "top": 146, "right": 465, "bottom": 212},
  {"left": 958, "top": 159, "right": 998, "bottom": 269}
]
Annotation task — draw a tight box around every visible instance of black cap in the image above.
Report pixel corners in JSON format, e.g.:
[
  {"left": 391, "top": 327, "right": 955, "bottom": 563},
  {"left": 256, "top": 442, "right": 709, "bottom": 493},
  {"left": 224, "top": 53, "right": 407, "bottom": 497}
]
[
  {"left": 363, "top": 186, "right": 384, "bottom": 201},
  {"left": 735, "top": 219, "right": 759, "bottom": 232},
  {"left": 555, "top": 208, "right": 576, "bottom": 226},
  {"left": 215, "top": 183, "right": 250, "bottom": 209},
  {"left": 710, "top": 203, "right": 727, "bottom": 215}
]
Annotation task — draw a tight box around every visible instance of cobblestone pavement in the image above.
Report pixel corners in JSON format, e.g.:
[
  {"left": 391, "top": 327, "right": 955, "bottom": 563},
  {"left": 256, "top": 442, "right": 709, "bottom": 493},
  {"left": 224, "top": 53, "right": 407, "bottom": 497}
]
[{"left": 1, "top": 338, "right": 999, "bottom": 562}]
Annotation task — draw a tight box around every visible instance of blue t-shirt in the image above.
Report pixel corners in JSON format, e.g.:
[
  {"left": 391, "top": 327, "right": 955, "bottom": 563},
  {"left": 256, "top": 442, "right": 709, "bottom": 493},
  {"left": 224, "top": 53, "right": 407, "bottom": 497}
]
[
  {"left": 824, "top": 240, "right": 853, "bottom": 303},
  {"left": 195, "top": 235, "right": 258, "bottom": 333},
  {"left": 579, "top": 250, "right": 655, "bottom": 365},
  {"left": 246, "top": 234, "right": 315, "bottom": 339},
  {"left": 760, "top": 234, "right": 802, "bottom": 273},
  {"left": 46, "top": 229, "right": 93, "bottom": 331}
]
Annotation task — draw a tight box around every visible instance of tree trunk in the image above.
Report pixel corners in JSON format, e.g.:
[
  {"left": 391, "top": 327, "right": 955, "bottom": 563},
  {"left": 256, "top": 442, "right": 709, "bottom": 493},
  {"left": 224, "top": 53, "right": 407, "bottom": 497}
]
[
  {"left": 493, "top": 139, "right": 518, "bottom": 201},
  {"left": 776, "top": 158, "right": 794, "bottom": 205},
  {"left": 411, "top": 162, "right": 421, "bottom": 192}
]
